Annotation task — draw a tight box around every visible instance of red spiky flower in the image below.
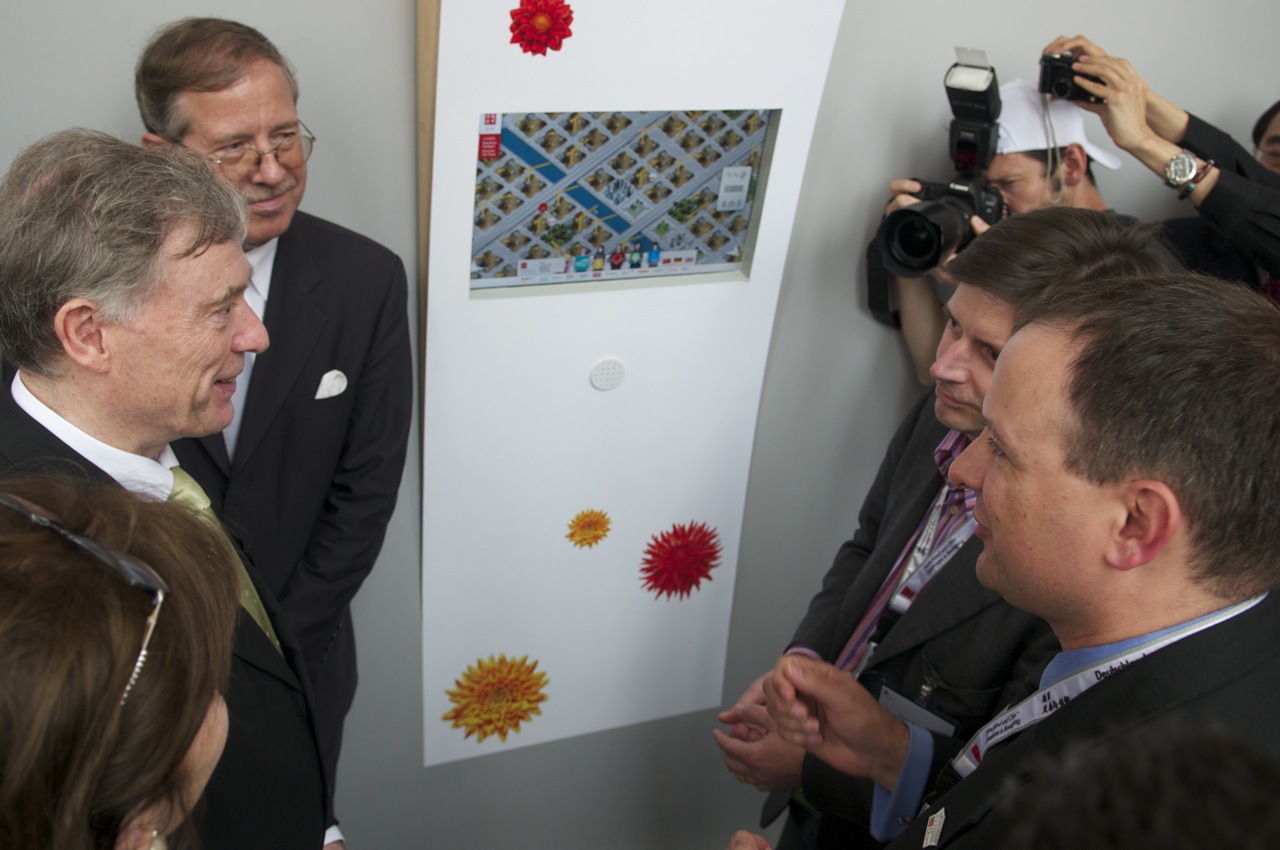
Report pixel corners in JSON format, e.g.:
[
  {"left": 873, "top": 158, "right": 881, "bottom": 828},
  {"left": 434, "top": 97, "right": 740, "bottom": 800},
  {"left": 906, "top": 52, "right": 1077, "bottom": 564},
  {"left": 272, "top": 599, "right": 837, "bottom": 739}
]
[
  {"left": 640, "top": 520, "right": 722, "bottom": 599},
  {"left": 509, "top": 0, "right": 574, "bottom": 56}
]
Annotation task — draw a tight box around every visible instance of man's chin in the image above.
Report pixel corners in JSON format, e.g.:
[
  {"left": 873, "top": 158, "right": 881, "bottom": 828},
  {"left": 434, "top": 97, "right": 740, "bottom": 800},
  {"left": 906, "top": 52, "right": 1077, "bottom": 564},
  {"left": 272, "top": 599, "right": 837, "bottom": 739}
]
[
  {"left": 245, "top": 214, "right": 294, "bottom": 248},
  {"left": 933, "top": 397, "right": 981, "bottom": 435}
]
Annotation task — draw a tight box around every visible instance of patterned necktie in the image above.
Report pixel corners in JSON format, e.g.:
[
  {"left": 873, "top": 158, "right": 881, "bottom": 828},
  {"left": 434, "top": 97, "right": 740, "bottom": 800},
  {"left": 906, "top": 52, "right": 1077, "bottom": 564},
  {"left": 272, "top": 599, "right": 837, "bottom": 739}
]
[{"left": 169, "top": 466, "right": 281, "bottom": 654}]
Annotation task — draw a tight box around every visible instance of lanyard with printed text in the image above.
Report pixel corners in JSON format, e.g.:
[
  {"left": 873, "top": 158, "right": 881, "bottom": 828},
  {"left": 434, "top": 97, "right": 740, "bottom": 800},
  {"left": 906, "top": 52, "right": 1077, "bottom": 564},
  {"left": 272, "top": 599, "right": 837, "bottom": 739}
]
[
  {"left": 888, "top": 515, "right": 976, "bottom": 614},
  {"left": 950, "top": 594, "right": 1266, "bottom": 777}
]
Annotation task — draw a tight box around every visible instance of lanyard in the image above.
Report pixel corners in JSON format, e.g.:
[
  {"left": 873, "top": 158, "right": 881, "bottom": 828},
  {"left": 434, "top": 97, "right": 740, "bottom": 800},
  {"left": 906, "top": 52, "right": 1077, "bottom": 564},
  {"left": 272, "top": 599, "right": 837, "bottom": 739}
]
[
  {"left": 951, "top": 594, "right": 1266, "bottom": 777},
  {"left": 889, "top": 514, "right": 976, "bottom": 614}
]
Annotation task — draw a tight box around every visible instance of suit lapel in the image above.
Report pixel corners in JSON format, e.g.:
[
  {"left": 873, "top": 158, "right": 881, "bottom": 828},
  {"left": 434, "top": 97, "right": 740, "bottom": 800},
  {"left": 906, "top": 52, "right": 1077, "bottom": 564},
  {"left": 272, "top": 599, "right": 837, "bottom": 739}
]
[
  {"left": 233, "top": 218, "right": 326, "bottom": 470},
  {"left": 229, "top": 534, "right": 309, "bottom": 693},
  {"left": 868, "top": 538, "right": 994, "bottom": 665},
  {"left": 194, "top": 432, "right": 232, "bottom": 476},
  {"left": 838, "top": 417, "right": 951, "bottom": 647}
]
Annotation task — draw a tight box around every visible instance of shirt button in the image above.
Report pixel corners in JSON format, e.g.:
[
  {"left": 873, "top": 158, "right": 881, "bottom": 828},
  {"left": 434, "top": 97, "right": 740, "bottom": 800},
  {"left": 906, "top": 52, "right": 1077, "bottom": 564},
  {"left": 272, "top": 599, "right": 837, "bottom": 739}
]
[{"left": 949, "top": 505, "right": 960, "bottom": 515}]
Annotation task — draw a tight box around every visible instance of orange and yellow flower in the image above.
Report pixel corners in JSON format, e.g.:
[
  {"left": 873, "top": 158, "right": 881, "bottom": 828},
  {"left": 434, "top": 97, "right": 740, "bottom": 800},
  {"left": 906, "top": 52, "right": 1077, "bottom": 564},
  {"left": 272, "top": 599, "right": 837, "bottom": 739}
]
[
  {"left": 566, "top": 508, "right": 611, "bottom": 548},
  {"left": 442, "top": 654, "right": 549, "bottom": 742}
]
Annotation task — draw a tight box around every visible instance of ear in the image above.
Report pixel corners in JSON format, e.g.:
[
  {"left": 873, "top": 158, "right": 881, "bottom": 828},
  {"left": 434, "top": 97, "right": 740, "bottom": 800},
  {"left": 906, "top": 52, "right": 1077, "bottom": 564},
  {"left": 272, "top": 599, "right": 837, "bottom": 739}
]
[
  {"left": 53, "top": 298, "right": 112, "bottom": 373},
  {"left": 140, "top": 133, "right": 169, "bottom": 149},
  {"left": 1058, "top": 143, "right": 1090, "bottom": 188},
  {"left": 112, "top": 813, "right": 159, "bottom": 850},
  {"left": 1106, "top": 480, "right": 1181, "bottom": 571}
]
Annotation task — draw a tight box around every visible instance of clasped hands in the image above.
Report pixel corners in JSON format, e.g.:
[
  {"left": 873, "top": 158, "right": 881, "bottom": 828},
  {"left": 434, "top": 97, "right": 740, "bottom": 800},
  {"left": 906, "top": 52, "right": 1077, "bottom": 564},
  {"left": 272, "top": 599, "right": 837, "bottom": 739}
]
[{"left": 715, "top": 655, "right": 911, "bottom": 793}]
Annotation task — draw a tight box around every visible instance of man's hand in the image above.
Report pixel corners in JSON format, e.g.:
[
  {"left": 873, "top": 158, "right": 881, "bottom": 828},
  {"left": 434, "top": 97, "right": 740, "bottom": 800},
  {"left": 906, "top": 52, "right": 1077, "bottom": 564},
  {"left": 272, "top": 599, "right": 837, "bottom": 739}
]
[
  {"left": 715, "top": 672, "right": 805, "bottom": 791},
  {"left": 323, "top": 841, "right": 345, "bottom": 850},
  {"left": 885, "top": 178, "right": 927, "bottom": 216},
  {"left": 727, "top": 830, "right": 773, "bottom": 850},
  {"left": 1043, "top": 35, "right": 1190, "bottom": 147},
  {"left": 763, "top": 655, "right": 910, "bottom": 790}
]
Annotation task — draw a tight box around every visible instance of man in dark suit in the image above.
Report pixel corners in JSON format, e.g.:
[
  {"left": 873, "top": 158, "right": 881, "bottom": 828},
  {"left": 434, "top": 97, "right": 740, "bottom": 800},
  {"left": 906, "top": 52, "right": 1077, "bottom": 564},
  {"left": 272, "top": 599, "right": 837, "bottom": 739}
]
[
  {"left": 716, "top": 208, "right": 1169, "bottom": 850},
  {"left": 136, "top": 18, "right": 413, "bottom": 796},
  {"left": 0, "top": 130, "right": 334, "bottom": 849},
  {"left": 758, "top": 272, "right": 1280, "bottom": 850}
]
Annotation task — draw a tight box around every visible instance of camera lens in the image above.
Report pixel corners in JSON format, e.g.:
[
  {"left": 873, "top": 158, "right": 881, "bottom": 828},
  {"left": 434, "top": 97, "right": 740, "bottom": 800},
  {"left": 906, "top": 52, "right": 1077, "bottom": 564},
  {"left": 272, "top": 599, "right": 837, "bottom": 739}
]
[
  {"left": 1051, "top": 76, "right": 1074, "bottom": 99},
  {"left": 876, "top": 196, "right": 973, "bottom": 277},
  {"left": 889, "top": 217, "right": 940, "bottom": 264}
]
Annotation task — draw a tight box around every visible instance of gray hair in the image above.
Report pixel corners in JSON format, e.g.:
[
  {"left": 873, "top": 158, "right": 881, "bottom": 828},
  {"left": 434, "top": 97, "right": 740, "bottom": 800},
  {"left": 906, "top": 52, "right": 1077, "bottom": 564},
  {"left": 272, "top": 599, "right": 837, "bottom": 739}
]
[{"left": 0, "top": 128, "right": 247, "bottom": 376}]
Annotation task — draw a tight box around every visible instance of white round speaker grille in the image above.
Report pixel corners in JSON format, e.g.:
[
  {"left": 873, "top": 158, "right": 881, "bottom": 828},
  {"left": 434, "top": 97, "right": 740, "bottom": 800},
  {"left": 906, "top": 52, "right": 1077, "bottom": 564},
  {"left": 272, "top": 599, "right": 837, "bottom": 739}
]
[{"left": 589, "top": 357, "right": 625, "bottom": 391}]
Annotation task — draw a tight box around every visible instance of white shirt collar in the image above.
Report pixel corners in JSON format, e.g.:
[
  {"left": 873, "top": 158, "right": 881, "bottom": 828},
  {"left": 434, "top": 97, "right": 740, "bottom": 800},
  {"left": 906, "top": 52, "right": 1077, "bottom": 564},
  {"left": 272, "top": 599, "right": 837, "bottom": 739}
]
[
  {"left": 10, "top": 372, "right": 177, "bottom": 500},
  {"left": 245, "top": 237, "right": 278, "bottom": 308}
]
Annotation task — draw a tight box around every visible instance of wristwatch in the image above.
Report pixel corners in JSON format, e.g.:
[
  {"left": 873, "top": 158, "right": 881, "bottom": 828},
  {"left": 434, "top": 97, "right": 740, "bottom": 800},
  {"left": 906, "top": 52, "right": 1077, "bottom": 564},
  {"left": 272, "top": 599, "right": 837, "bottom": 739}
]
[{"left": 1164, "top": 149, "right": 1198, "bottom": 190}]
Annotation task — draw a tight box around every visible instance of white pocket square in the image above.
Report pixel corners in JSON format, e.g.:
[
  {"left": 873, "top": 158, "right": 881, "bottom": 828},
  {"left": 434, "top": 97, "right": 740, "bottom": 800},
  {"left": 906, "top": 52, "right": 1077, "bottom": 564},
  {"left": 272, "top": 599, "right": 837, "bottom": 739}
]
[{"left": 315, "top": 369, "right": 348, "bottom": 400}]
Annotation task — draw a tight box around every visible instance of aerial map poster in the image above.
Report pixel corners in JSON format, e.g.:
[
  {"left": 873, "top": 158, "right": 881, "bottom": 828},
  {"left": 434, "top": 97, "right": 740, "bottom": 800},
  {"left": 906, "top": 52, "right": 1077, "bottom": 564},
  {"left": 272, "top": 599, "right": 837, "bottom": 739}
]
[
  {"left": 421, "top": 0, "right": 846, "bottom": 767},
  {"left": 471, "top": 109, "right": 775, "bottom": 288}
]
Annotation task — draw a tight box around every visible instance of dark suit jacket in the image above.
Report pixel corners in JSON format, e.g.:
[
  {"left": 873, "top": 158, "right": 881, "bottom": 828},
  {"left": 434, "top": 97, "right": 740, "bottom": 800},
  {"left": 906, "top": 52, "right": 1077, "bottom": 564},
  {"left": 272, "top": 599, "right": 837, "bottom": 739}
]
[
  {"left": 1183, "top": 113, "right": 1280, "bottom": 276},
  {"left": 0, "top": 383, "right": 330, "bottom": 850},
  {"left": 1161, "top": 216, "right": 1260, "bottom": 288},
  {"left": 887, "top": 592, "right": 1280, "bottom": 849},
  {"left": 765, "top": 392, "right": 1057, "bottom": 850},
  {"left": 172, "top": 210, "right": 412, "bottom": 779}
]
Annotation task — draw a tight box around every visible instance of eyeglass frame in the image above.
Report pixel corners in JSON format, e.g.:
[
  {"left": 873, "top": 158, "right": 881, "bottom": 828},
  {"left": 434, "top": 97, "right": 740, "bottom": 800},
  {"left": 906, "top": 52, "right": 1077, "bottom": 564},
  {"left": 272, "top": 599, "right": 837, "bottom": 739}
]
[
  {"left": 1254, "top": 143, "right": 1280, "bottom": 172},
  {"left": 0, "top": 492, "right": 169, "bottom": 705},
  {"left": 198, "top": 120, "right": 316, "bottom": 172}
]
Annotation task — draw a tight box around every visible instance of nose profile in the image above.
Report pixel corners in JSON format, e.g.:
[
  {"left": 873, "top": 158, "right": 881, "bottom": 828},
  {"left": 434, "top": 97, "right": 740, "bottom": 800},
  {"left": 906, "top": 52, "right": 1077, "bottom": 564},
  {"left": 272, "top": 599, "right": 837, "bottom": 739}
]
[
  {"left": 949, "top": 432, "right": 987, "bottom": 491},
  {"left": 234, "top": 302, "right": 270, "bottom": 354}
]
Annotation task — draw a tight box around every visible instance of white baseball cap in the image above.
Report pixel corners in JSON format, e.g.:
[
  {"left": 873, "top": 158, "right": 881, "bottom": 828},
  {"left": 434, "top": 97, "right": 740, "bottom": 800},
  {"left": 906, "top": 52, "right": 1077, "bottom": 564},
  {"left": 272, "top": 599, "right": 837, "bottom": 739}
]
[{"left": 996, "top": 78, "right": 1122, "bottom": 169}]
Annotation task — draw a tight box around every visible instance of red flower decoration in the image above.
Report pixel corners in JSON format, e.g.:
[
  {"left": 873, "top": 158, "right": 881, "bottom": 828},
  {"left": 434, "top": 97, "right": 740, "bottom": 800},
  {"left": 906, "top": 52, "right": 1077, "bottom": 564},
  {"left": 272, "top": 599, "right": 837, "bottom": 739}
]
[
  {"left": 640, "top": 521, "right": 722, "bottom": 600},
  {"left": 509, "top": 0, "right": 573, "bottom": 56}
]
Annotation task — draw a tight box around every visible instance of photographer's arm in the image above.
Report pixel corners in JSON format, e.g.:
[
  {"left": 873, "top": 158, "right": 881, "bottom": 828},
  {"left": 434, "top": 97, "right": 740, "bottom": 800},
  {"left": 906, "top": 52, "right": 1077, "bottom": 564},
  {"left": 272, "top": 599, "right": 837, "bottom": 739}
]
[
  {"left": 1043, "top": 37, "right": 1220, "bottom": 207},
  {"left": 897, "top": 273, "right": 945, "bottom": 386},
  {"left": 882, "top": 180, "right": 981, "bottom": 387},
  {"left": 1049, "top": 35, "right": 1280, "bottom": 275}
]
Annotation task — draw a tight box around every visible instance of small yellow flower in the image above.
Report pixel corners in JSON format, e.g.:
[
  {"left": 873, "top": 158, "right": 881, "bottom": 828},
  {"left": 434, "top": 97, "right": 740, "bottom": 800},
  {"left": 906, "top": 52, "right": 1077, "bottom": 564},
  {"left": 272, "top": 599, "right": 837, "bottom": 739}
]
[{"left": 566, "top": 508, "right": 611, "bottom": 548}]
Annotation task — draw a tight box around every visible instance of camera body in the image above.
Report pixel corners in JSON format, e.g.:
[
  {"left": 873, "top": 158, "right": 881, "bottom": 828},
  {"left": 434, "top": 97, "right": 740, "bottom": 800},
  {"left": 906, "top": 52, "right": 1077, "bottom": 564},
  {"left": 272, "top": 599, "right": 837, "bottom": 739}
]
[
  {"left": 1039, "top": 52, "right": 1104, "bottom": 103},
  {"left": 910, "top": 178, "right": 1004, "bottom": 225},
  {"left": 877, "top": 178, "right": 1003, "bottom": 277},
  {"left": 875, "top": 52, "right": 1006, "bottom": 278}
]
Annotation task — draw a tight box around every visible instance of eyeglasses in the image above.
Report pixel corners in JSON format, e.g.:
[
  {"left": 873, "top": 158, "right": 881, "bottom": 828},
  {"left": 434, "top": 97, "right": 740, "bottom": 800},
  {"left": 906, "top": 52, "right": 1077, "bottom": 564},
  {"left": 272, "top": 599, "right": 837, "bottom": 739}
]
[
  {"left": 202, "top": 121, "right": 316, "bottom": 173},
  {"left": 0, "top": 492, "right": 169, "bottom": 705},
  {"left": 1255, "top": 145, "right": 1280, "bottom": 173}
]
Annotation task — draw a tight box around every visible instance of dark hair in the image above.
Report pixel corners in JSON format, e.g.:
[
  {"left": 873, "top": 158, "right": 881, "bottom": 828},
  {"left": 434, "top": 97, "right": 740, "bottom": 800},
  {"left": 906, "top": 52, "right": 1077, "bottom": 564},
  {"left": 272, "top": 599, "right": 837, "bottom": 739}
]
[
  {"left": 997, "top": 724, "right": 1280, "bottom": 850},
  {"left": 0, "top": 128, "right": 246, "bottom": 377},
  {"left": 1016, "top": 273, "right": 1280, "bottom": 598},
  {"left": 1018, "top": 147, "right": 1097, "bottom": 185},
  {"left": 135, "top": 17, "right": 299, "bottom": 141},
  {"left": 1253, "top": 99, "right": 1280, "bottom": 148},
  {"left": 0, "top": 475, "right": 240, "bottom": 850},
  {"left": 945, "top": 207, "right": 1168, "bottom": 310}
]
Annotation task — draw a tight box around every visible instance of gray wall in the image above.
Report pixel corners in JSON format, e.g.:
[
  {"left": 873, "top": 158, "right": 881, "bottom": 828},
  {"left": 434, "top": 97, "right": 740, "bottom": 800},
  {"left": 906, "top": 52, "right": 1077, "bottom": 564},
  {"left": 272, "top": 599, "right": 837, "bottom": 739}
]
[{"left": 3, "top": 1, "right": 1277, "bottom": 848}]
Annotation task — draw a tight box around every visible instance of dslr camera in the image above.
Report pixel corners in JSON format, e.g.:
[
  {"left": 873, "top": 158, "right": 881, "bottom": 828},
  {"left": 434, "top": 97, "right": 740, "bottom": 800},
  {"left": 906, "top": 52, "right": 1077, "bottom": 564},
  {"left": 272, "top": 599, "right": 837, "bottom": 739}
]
[
  {"left": 1039, "top": 52, "right": 1103, "bottom": 103},
  {"left": 876, "top": 50, "right": 1005, "bottom": 277}
]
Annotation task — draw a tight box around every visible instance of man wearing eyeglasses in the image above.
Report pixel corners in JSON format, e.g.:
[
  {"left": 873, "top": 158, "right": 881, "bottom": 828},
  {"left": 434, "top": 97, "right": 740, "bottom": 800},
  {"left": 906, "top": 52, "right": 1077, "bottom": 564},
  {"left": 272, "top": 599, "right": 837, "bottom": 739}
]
[
  {"left": 136, "top": 17, "right": 413, "bottom": 813},
  {"left": 0, "top": 129, "right": 335, "bottom": 849}
]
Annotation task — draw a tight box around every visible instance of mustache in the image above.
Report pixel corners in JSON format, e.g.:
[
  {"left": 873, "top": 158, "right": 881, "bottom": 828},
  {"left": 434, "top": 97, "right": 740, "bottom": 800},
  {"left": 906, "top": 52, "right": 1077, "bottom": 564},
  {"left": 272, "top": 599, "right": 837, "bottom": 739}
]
[{"left": 240, "top": 177, "right": 299, "bottom": 204}]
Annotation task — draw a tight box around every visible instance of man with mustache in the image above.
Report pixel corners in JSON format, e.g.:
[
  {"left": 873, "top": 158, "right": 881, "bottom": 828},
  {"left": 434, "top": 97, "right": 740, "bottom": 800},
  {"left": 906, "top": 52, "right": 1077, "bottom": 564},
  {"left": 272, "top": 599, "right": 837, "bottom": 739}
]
[{"left": 135, "top": 18, "right": 413, "bottom": 821}]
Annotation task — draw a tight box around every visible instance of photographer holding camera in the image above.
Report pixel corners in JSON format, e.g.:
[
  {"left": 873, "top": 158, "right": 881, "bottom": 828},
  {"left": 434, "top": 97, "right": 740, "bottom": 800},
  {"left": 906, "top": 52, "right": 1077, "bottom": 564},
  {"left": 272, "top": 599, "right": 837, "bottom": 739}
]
[
  {"left": 881, "top": 78, "right": 1125, "bottom": 385},
  {"left": 1042, "top": 35, "right": 1280, "bottom": 288}
]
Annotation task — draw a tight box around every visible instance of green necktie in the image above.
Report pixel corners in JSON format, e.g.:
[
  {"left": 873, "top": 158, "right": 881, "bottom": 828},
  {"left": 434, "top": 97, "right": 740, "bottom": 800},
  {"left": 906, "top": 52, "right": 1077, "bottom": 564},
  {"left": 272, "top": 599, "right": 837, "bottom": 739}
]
[{"left": 169, "top": 466, "right": 282, "bottom": 654}]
